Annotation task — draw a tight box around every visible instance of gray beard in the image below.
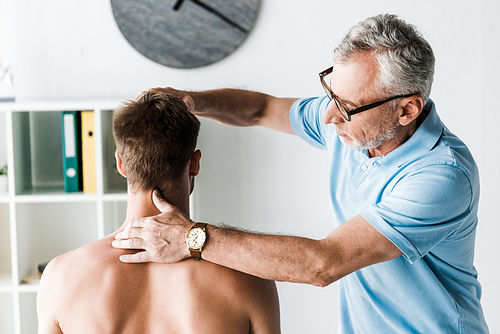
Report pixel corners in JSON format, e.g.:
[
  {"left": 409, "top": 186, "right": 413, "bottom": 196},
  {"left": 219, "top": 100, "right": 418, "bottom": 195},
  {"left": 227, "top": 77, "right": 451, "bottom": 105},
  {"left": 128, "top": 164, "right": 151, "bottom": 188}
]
[{"left": 339, "top": 125, "right": 398, "bottom": 151}]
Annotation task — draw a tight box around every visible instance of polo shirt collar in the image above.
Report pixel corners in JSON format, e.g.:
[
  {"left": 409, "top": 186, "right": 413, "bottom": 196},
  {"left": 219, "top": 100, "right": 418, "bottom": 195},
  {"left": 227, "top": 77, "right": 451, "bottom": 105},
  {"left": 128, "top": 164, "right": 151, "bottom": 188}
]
[{"left": 373, "top": 99, "right": 443, "bottom": 168}]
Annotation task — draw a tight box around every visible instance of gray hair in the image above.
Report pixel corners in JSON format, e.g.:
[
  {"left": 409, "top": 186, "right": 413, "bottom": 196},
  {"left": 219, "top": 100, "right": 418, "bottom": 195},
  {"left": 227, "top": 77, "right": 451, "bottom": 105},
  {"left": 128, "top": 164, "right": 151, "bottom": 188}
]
[{"left": 333, "top": 14, "right": 435, "bottom": 103}]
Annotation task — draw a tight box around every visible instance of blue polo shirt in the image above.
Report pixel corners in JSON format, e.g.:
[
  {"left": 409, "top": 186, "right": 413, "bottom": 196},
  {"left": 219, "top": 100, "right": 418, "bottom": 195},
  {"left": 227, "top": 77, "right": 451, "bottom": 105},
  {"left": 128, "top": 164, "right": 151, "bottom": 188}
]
[{"left": 290, "top": 97, "right": 488, "bottom": 333}]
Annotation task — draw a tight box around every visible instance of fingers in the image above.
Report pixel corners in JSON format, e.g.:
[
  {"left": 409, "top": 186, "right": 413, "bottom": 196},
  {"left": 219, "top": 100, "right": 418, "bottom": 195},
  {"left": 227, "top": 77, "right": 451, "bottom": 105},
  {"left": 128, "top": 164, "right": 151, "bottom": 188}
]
[
  {"left": 118, "top": 217, "right": 147, "bottom": 233},
  {"left": 152, "top": 189, "right": 173, "bottom": 213},
  {"left": 111, "top": 198, "right": 194, "bottom": 264},
  {"left": 119, "top": 251, "right": 152, "bottom": 263},
  {"left": 114, "top": 226, "right": 161, "bottom": 242},
  {"left": 134, "top": 90, "right": 147, "bottom": 101},
  {"left": 112, "top": 237, "right": 146, "bottom": 250},
  {"left": 181, "top": 95, "right": 195, "bottom": 112},
  {"left": 142, "top": 87, "right": 195, "bottom": 112},
  {"left": 152, "top": 190, "right": 191, "bottom": 224},
  {"left": 114, "top": 216, "right": 162, "bottom": 240},
  {"left": 114, "top": 224, "right": 143, "bottom": 241},
  {"left": 112, "top": 235, "right": 151, "bottom": 263}
]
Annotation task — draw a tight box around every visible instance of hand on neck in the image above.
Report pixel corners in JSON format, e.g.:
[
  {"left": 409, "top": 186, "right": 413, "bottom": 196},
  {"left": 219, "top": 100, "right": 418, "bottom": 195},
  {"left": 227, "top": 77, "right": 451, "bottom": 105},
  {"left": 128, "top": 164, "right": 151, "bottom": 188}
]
[
  {"left": 121, "top": 183, "right": 191, "bottom": 231},
  {"left": 114, "top": 149, "right": 200, "bottom": 232}
]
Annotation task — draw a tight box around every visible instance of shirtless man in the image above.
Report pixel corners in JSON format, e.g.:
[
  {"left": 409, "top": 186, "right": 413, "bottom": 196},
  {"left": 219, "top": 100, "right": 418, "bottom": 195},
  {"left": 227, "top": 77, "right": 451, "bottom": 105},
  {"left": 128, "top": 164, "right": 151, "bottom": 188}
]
[{"left": 37, "top": 92, "right": 280, "bottom": 334}]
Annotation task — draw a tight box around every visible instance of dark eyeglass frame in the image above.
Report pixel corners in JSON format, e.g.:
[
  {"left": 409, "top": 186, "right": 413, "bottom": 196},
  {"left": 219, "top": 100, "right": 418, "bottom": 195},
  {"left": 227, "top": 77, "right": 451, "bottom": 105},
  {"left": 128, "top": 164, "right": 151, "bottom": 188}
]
[{"left": 319, "top": 66, "right": 415, "bottom": 121}]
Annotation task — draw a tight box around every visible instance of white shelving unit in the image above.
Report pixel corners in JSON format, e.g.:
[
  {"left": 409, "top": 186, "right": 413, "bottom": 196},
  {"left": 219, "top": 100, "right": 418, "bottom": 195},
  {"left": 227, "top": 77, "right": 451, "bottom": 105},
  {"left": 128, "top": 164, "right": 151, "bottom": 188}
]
[{"left": 0, "top": 101, "right": 128, "bottom": 333}]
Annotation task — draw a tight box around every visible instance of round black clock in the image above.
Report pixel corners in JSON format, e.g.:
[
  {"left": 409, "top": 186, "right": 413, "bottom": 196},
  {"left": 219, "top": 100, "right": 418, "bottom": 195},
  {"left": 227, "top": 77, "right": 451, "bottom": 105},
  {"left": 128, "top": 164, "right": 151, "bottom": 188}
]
[{"left": 111, "top": 0, "right": 261, "bottom": 69}]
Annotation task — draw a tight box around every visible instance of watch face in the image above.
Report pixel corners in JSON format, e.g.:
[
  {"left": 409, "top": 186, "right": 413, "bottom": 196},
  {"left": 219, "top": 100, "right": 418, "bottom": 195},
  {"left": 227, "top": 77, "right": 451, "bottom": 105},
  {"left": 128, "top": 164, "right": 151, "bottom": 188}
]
[
  {"left": 111, "top": 0, "right": 261, "bottom": 68},
  {"left": 186, "top": 227, "right": 206, "bottom": 249}
]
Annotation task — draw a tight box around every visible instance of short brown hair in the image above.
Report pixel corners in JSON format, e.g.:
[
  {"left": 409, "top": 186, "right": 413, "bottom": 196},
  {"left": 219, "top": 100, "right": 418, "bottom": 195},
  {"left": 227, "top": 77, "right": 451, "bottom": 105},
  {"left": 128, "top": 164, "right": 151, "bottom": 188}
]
[{"left": 113, "top": 91, "right": 200, "bottom": 192}]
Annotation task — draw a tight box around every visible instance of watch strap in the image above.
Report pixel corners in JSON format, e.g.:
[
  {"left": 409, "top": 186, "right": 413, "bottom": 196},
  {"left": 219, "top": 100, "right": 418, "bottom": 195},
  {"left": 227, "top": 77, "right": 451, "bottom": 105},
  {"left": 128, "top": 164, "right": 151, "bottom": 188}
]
[
  {"left": 193, "top": 222, "right": 207, "bottom": 229},
  {"left": 189, "top": 248, "right": 202, "bottom": 259}
]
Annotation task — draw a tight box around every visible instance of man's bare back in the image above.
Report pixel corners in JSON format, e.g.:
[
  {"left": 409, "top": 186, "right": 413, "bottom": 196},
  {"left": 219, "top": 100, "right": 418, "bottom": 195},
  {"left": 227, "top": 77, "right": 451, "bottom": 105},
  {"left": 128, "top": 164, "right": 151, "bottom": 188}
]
[
  {"left": 37, "top": 93, "right": 280, "bottom": 333},
  {"left": 37, "top": 231, "right": 280, "bottom": 334}
]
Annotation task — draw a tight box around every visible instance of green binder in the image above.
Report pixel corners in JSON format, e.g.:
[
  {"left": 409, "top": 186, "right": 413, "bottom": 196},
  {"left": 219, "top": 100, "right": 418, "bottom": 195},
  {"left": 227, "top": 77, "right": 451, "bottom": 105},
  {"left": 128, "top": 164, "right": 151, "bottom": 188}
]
[{"left": 61, "top": 111, "right": 82, "bottom": 192}]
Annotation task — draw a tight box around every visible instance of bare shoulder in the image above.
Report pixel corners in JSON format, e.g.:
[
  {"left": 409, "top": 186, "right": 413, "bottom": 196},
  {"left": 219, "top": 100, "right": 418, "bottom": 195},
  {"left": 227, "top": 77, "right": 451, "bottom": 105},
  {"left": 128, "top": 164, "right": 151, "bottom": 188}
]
[
  {"left": 38, "top": 246, "right": 82, "bottom": 296},
  {"left": 41, "top": 236, "right": 114, "bottom": 283},
  {"left": 37, "top": 242, "right": 91, "bottom": 333},
  {"left": 39, "top": 239, "right": 98, "bottom": 298},
  {"left": 37, "top": 236, "right": 128, "bottom": 333},
  {"left": 38, "top": 235, "right": 123, "bottom": 307}
]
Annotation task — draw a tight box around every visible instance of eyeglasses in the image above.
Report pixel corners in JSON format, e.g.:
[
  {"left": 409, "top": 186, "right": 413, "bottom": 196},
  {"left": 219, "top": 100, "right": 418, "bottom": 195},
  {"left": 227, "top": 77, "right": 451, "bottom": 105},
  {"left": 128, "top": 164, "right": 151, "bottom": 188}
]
[{"left": 319, "top": 66, "right": 415, "bottom": 121}]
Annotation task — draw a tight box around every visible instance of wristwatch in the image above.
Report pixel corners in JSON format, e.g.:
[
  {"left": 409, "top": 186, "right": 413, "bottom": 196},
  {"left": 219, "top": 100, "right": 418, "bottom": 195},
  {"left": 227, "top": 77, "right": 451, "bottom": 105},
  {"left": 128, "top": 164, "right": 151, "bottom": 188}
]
[{"left": 185, "top": 223, "right": 208, "bottom": 259}]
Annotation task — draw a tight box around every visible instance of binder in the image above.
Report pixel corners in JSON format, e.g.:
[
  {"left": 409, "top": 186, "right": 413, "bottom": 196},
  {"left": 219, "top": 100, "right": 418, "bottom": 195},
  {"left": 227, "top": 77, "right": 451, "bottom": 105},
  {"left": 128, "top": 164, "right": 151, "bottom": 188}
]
[
  {"left": 61, "top": 111, "right": 82, "bottom": 192},
  {"left": 81, "top": 110, "right": 97, "bottom": 193}
]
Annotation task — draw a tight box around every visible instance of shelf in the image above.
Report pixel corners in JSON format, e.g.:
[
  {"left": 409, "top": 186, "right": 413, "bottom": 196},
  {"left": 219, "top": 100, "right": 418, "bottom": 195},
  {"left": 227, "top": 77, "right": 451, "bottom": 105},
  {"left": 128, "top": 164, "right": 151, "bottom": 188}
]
[
  {"left": 13, "top": 192, "right": 101, "bottom": 203},
  {"left": 0, "top": 101, "right": 130, "bottom": 333},
  {"left": 17, "top": 283, "right": 40, "bottom": 292},
  {"left": 15, "top": 202, "right": 98, "bottom": 284},
  {"left": 11, "top": 111, "right": 64, "bottom": 195},
  {"left": 102, "top": 193, "right": 128, "bottom": 201},
  {"left": 8, "top": 108, "right": 127, "bottom": 198},
  {"left": 12, "top": 192, "right": 127, "bottom": 204},
  {"left": 0, "top": 100, "right": 121, "bottom": 112}
]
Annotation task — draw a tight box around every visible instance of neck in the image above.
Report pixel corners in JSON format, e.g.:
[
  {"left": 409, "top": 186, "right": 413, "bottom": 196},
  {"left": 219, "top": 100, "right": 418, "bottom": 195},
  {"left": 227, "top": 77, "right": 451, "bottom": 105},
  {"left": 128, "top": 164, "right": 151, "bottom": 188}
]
[{"left": 118, "top": 183, "right": 191, "bottom": 232}]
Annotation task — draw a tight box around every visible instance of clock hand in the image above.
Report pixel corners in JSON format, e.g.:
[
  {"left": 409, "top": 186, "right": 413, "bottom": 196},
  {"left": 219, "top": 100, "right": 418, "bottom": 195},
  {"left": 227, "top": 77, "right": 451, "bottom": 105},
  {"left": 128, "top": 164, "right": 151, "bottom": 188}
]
[
  {"left": 190, "top": 0, "right": 248, "bottom": 33},
  {"left": 172, "top": 0, "right": 185, "bottom": 11},
  {"left": 172, "top": 0, "right": 248, "bottom": 34}
]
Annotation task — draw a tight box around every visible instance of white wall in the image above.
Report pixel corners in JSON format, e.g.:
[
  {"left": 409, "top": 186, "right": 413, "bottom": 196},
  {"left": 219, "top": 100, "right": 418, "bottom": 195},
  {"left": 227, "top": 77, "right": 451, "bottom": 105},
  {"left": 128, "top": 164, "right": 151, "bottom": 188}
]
[{"left": 2, "top": 0, "right": 499, "bottom": 332}]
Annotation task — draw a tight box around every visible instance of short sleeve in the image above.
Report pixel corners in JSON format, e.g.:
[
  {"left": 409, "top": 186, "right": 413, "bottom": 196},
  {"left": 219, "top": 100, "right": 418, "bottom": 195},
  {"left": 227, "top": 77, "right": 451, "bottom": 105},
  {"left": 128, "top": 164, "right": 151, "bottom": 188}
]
[
  {"left": 289, "top": 97, "right": 331, "bottom": 150},
  {"left": 361, "top": 164, "right": 473, "bottom": 264}
]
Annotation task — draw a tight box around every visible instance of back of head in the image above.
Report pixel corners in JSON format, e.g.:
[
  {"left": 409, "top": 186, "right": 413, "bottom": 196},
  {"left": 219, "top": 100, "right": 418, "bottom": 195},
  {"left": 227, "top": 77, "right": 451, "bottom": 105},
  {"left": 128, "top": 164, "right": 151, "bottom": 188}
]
[
  {"left": 113, "top": 91, "right": 201, "bottom": 193},
  {"left": 333, "top": 14, "right": 435, "bottom": 102}
]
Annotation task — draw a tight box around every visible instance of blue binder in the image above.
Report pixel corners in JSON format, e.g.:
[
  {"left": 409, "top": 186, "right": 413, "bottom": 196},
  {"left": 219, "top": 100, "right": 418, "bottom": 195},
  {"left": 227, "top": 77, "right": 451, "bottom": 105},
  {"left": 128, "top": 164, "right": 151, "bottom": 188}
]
[{"left": 61, "top": 111, "right": 82, "bottom": 192}]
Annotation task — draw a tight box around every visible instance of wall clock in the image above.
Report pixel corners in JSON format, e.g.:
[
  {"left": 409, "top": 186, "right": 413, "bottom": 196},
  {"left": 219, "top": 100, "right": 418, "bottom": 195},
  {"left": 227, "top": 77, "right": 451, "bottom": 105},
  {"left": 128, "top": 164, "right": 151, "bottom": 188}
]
[{"left": 111, "top": 0, "right": 261, "bottom": 69}]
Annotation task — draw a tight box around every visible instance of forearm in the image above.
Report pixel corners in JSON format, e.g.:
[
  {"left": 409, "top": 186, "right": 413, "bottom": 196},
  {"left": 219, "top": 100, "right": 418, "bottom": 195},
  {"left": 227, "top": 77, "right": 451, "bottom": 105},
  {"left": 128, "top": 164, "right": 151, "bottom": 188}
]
[
  {"left": 113, "top": 194, "right": 401, "bottom": 285},
  {"left": 202, "top": 224, "right": 338, "bottom": 287},
  {"left": 190, "top": 89, "right": 267, "bottom": 127},
  {"left": 190, "top": 89, "right": 297, "bottom": 134}
]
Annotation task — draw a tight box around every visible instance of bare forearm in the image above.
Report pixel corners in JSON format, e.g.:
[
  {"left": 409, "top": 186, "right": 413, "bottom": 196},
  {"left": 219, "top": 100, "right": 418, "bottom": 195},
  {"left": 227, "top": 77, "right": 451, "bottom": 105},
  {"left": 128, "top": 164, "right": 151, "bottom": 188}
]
[
  {"left": 146, "top": 87, "right": 297, "bottom": 133},
  {"left": 189, "top": 89, "right": 267, "bottom": 127},
  {"left": 190, "top": 89, "right": 297, "bottom": 134},
  {"left": 113, "top": 194, "right": 402, "bottom": 285},
  {"left": 202, "top": 225, "right": 338, "bottom": 287}
]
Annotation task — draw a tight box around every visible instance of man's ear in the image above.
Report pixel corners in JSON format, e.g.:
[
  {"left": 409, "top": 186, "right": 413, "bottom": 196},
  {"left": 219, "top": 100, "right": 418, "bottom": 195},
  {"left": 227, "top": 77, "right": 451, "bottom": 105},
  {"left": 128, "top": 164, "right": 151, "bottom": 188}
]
[
  {"left": 189, "top": 149, "right": 202, "bottom": 177},
  {"left": 115, "top": 151, "right": 127, "bottom": 178},
  {"left": 399, "top": 95, "right": 425, "bottom": 126}
]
